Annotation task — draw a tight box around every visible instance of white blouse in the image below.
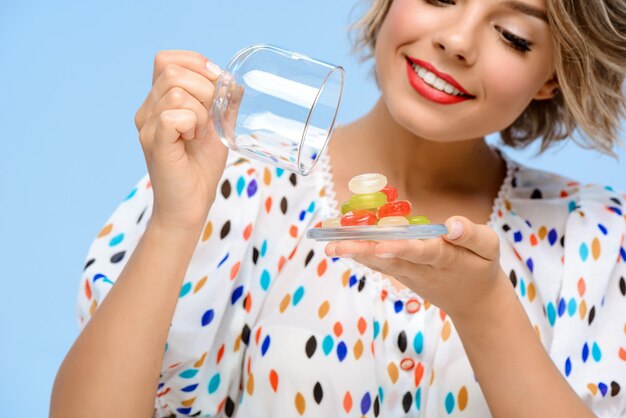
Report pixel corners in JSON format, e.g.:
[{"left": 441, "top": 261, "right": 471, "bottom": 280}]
[{"left": 77, "top": 148, "right": 626, "bottom": 417}]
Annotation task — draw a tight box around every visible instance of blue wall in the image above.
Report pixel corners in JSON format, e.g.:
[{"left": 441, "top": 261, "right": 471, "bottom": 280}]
[{"left": 0, "top": 1, "right": 624, "bottom": 416}]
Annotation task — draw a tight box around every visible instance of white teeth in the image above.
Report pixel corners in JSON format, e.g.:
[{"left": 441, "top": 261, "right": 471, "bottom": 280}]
[
  {"left": 423, "top": 71, "right": 436, "bottom": 85},
  {"left": 411, "top": 63, "right": 467, "bottom": 97},
  {"left": 433, "top": 78, "right": 446, "bottom": 91}
]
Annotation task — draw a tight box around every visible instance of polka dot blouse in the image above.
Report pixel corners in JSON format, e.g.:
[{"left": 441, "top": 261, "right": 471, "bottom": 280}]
[{"left": 77, "top": 148, "right": 626, "bottom": 417}]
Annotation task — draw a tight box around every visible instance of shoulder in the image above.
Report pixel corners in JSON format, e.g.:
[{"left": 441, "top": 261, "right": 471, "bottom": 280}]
[
  {"left": 498, "top": 156, "right": 625, "bottom": 233},
  {"left": 493, "top": 155, "right": 625, "bottom": 287}
]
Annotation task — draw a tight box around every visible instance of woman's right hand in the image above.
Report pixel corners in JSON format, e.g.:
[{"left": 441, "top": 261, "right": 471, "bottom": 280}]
[{"left": 134, "top": 50, "right": 235, "bottom": 232}]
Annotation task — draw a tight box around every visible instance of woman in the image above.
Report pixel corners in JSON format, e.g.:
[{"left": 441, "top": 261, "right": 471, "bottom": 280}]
[{"left": 51, "top": 0, "right": 626, "bottom": 416}]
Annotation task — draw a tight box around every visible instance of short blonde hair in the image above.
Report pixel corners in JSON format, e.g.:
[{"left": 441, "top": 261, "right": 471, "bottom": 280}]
[{"left": 349, "top": 0, "right": 626, "bottom": 155}]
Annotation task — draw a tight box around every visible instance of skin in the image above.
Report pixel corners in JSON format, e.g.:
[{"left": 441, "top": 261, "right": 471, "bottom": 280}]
[{"left": 50, "top": 0, "right": 598, "bottom": 416}]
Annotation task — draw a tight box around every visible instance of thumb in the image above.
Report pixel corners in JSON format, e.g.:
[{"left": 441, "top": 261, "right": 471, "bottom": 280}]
[{"left": 442, "top": 216, "right": 499, "bottom": 261}]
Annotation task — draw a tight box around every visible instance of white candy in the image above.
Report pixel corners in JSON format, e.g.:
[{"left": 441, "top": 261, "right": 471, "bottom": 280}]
[
  {"left": 377, "top": 216, "right": 409, "bottom": 226},
  {"left": 348, "top": 173, "right": 387, "bottom": 194}
]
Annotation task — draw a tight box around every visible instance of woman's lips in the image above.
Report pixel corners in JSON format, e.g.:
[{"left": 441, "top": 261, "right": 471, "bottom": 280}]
[
  {"left": 406, "top": 56, "right": 473, "bottom": 96},
  {"left": 405, "top": 57, "right": 475, "bottom": 105}
]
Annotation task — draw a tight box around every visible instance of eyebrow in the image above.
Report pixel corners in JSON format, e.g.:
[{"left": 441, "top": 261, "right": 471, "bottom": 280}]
[{"left": 502, "top": 0, "right": 549, "bottom": 23}]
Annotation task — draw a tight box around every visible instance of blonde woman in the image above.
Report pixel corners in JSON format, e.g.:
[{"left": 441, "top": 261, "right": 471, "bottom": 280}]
[{"left": 51, "top": 0, "right": 625, "bottom": 416}]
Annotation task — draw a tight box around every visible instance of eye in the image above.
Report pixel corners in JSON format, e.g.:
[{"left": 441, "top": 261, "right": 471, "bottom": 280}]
[
  {"left": 498, "top": 27, "right": 533, "bottom": 53},
  {"left": 425, "top": 0, "right": 456, "bottom": 6},
  {"left": 424, "top": 1, "right": 533, "bottom": 54}
]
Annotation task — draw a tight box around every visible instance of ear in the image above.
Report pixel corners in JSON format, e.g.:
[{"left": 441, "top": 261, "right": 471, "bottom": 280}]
[{"left": 533, "top": 73, "right": 559, "bottom": 101}]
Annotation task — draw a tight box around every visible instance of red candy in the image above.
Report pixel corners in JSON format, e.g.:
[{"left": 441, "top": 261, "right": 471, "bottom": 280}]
[
  {"left": 380, "top": 186, "right": 398, "bottom": 202},
  {"left": 340, "top": 209, "right": 377, "bottom": 226},
  {"left": 377, "top": 200, "right": 412, "bottom": 218}
]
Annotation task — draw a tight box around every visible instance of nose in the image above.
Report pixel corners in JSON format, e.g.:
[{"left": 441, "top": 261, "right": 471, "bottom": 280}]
[{"left": 432, "top": 21, "right": 478, "bottom": 65}]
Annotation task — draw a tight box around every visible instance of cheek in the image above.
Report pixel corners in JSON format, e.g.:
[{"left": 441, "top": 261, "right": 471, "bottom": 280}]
[
  {"left": 384, "top": 0, "right": 440, "bottom": 36},
  {"left": 375, "top": 0, "right": 434, "bottom": 77},
  {"left": 481, "top": 62, "right": 543, "bottom": 117}
]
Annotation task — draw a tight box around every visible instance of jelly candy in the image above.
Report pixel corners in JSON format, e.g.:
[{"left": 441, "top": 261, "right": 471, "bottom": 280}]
[
  {"left": 348, "top": 173, "right": 387, "bottom": 194},
  {"left": 322, "top": 217, "right": 341, "bottom": 228},
  {"left": 347, "top": 192, "right": 387, "bottom": 211},
  {"left": 340, "top": 210, "right": 377, "bottom": 226},
  {"left": 316, "top": 172, "right": 431, "bottom": 231},
  {"left": 377, "top": 200, "right": 412, "bottom": 218},
  {"left": 407, "top": 215, "right": 430, "bottom": 225},
  {"left": 380, "top": 185, "right": 398, "bottom": 202},
  {"left": 377, "top": 216, "right": 410, "bottom": 226},
  {"left": 341, "top": 201, "right": 354, "bottom": 214}
]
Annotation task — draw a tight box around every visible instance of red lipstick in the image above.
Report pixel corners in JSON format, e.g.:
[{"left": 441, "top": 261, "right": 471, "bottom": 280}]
[{"left": 405, "top": 56, "right": 474, "bottom": 105}]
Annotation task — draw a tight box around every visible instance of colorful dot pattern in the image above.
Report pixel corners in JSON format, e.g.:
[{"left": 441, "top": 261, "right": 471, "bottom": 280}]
[{"left": 77, "top": 150, "right": 626, "bottom": 417}]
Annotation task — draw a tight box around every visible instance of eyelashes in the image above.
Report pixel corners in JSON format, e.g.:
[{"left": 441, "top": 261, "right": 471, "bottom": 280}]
[
  {"left": 424, "top": 0, "right": 534, "bottom": 54},
  {"left": 498, "top": 28, "right": 532, "bottom": 53}
]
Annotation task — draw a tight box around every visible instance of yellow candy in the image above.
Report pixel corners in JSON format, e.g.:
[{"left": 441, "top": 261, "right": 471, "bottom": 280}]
[
  {"left": 348, "top": 192, "right": 387, "bottom": 211},
  {"left": 377, "top": 216, "right": 410, "bottom": 226},
  {"left": 407, "top": 215, "right": 430, "bottom": 225}
]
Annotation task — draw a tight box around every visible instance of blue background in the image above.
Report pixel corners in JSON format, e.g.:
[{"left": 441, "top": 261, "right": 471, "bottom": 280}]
[{"left": 1, "top": 1, "right": 624, "bottom": 416}]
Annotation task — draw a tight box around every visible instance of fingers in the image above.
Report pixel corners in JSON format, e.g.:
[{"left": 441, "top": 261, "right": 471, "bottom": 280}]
[
  {"left": 151, "top": 86, "right": 211, "bottom": 140},
  {"left": 325, "top": 240, "right": 375, "bottom": 258},
  {"left": 373, "top": 238, "right": 458, "bottom": 267},
  {"left": 138, "top": 87, "right": 208, "bottom": 151},
  {"left": 139, "top": 108, "right": 197, "bottom": 151},
  {"left": 325, "top": 236, "right": 462, "bottom": 268},
  {"left": 442, "top": 216, "right": 500, "bottom": 261},
  {"left": 152, "top": 50, "right": 221, "bottom": 85},
  {"left": 324, "top": 240, "right": 433, "bottom": 291},
  {"left": 136, "top": 64, "right": 217, "bottom": 131}
]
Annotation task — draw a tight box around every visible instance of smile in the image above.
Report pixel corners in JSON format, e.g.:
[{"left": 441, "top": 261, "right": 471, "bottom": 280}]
[{"left": 405, "top": 57, "right": 475, "bottom": 105}]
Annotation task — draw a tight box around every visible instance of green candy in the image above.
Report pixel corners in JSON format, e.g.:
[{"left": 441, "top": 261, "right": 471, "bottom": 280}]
[
  {"left": 348, "top": 192, "right": 387, "bottom": 211},
  {"left": 407, "top": 215, "right": 430, "bottom": 225},
  {"left": 341, "top": 201, "right": 354, "bottom": 215}
]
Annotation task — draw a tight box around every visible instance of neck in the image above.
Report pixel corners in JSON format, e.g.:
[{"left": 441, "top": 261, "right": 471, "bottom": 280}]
[{"left": 338, "top": 97, "right": 505, "bottom": 197}]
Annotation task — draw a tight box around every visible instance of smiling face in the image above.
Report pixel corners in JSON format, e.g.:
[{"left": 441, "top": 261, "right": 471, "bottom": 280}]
[{"left": 374, "top": 0, "right": 558, "bottom": 141}]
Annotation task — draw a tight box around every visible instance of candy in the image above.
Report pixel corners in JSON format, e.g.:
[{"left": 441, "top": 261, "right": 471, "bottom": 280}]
[
  {"left": 377, "top": 200, "right": 412, "bottom": 218},
  {"left": 316, "top": 173, "right": 432, "bottom": 230},
  {"left": 322, "top": 217, "right": 341, "bottom": 228},
  {"left": 380, "top": 186, "right": 398, "bottom": 202},
  {"left": 407, "top": 215, "right": 430, "bottom": 225},
  {"left": 341, "top": 201, "right": 354, "bottom": 214},
  {"left": 340, "top": 210, "right": 377, "bottom": 226},
  {"left": 347, "top": 192, "right": 387, "bottom": 211},
  {"left": 377, "top": 216, "right": 410, "bottom": 226},
  {"left": 348, "top": 173, "right": 387, "bottom": 194}
]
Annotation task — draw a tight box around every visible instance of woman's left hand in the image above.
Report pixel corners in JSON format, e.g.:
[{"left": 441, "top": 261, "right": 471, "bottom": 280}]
[{"left": 324, "top": 216, "right": 511, "bottom": 322}]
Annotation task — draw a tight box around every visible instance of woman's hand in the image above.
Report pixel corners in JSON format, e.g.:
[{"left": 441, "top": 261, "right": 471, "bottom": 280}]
[
  {"left": 134, "top": 50, "right": 242, "bottom": 232},
  {"left": 324, "top": 216, "right": 510, "bottom": 321}
]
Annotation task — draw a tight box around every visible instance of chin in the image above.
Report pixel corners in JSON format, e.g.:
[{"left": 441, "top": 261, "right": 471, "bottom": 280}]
[
  {"left": 384, "top": 97, "right": 466, "bottom": 141},
  {"left": 386, "top": 93, "right": 512, "bottom": 142}
]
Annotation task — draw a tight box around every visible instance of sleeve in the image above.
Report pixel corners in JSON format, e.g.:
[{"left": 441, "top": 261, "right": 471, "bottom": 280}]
[
  {"left": 76, "top": 155, "right": 288, "bottom": 417},
  {"left": 549, "top": 184, "right": 626, "bottom": 417}
]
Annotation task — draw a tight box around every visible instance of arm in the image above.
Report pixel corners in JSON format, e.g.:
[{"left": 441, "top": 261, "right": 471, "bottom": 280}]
[
  {"left": 452, "top": 272, "right": 596, "bottom": 418},
  {"left": 50, "top": 221, "right": 204, "bottom": 418}
]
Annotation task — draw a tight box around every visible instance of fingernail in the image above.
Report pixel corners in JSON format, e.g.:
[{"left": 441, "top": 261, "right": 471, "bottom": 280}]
[
  {"left": 447, "top": 221, "right": 464, "bottom": 240},
  {"left": 205, "top": 61, "right": 222, "bottom": 76},
  {"left": 377, "top": 253, "right": 395, "bottom": 258}
]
